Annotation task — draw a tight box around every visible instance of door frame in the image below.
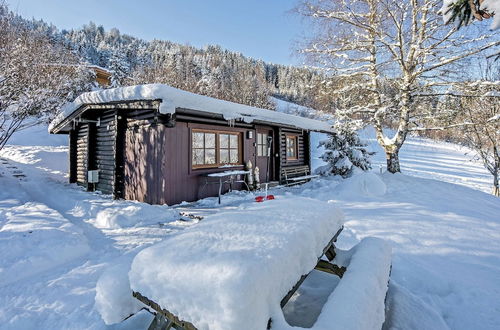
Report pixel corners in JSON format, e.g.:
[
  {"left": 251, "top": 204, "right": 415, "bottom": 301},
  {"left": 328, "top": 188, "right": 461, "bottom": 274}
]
[{"left": 255, "top": 126, "right": 276, "bottom": 183}]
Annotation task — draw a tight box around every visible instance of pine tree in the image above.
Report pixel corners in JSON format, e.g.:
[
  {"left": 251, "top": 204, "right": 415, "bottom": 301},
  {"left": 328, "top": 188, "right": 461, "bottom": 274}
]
[
  {"left": 318, "top": 120, "right": 373, "bottom": 178},
  {"left": 108, "top": 49, "right": 130, "bottom": 87}
]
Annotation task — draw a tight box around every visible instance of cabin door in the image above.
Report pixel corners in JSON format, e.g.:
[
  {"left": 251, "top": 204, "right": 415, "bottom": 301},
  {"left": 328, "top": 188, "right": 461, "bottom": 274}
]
[{"left": 255, "top": 128, "right": 274, "bottom": 183}]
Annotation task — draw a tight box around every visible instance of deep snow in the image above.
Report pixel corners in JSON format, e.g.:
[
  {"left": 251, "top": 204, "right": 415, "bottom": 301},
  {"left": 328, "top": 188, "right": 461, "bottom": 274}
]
[{"left": 0, "top": 123, "right": 499, "bottom": 330}]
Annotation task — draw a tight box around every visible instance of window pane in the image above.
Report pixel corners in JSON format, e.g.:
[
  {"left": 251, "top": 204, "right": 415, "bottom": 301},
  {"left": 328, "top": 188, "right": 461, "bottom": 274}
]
[
  {"left": 257, "top": 145, "right": 262, "bottom": 157},
  {"left": 205, "top": 148, "right": 216, "bottom": 164},
  {"left": 219, "top": 134, "right": 229, "bottom": 148},
  {"left": 230, "top": 134, "right": 238, "bottom": 148},
  {"left": 220, "top": 149, "right": 229, "bottom": 164},
  {"left": 193, "top": 149, "right": 204, "bottom": 165},
  {"left": 205, "top": 133, "right": 216, "bottom": 148},
  {"left": 257, "top": 133, "right": 262, "bottom": 144},
  {"left": 286, "top": 136, "right": 296, "bottom": 158},
  {"left": 193, "top": 132, "right": 204, "bottom": 148},
  {"left": 230, "top": 149, "right": 239, "bottom": 163}
]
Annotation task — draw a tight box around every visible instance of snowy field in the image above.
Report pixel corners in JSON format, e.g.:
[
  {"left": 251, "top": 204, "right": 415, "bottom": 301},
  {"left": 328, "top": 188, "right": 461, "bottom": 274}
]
[{"left": 0, "top": 125, "right": 499, "bottom": 329}]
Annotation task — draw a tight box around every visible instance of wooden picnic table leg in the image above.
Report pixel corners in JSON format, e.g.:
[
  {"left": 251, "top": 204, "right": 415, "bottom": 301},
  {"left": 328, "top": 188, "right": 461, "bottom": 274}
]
[{"left": 148, "top": 313, "right": 174, "bottom": 330}]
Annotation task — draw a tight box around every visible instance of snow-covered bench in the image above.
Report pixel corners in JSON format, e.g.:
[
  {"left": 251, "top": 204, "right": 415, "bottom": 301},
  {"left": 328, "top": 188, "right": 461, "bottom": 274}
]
[
  {"left": 128, "top": 197, "right": 391, "bottom": 330},
  {"left": 281, "top": 165, "right": 319, "bottom": 186}
]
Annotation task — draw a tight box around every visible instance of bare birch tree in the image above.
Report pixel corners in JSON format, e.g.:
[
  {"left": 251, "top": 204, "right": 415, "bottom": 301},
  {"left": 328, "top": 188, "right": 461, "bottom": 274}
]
[
  {"left": 297, "top": 0, "right": 500, "bottom": 173},
  {"left": 0, "top": 3, "right": 95, "bottom": 150},
  {"left": 448, "top": 81, "right": 500, "bottom": 196}
]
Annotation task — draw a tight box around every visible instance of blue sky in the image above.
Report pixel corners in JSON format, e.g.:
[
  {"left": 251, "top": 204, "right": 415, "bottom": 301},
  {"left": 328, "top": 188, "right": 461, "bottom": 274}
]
[{"left": 6, "top": 0, "right": 306, "bottom": 65}]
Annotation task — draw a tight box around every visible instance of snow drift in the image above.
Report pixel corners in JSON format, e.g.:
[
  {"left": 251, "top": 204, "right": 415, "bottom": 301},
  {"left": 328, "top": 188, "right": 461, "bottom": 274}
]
[{"left": 336, "top": 172, "right": 387, "bottom": 198}]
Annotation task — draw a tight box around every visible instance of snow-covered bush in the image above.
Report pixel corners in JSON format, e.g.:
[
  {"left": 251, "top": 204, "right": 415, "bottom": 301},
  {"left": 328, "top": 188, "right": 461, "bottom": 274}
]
[{"left": 317, "top": 120, "right": 373, "bottom": 178}]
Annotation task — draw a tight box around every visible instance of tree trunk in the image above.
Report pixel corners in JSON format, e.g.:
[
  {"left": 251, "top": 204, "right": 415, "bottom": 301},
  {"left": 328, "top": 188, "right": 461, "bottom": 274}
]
[
  {"left": 493, "top": 173, "right": 499, "bottom": 197},
  {"left": 386, "top": 151, "right": 401, "bottom": 173}
]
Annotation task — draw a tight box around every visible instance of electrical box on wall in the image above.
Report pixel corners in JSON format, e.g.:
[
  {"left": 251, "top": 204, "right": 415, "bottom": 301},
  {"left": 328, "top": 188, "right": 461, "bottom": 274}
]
[{"left": 88, "top": 170, "right": 99, "bottom": 183}]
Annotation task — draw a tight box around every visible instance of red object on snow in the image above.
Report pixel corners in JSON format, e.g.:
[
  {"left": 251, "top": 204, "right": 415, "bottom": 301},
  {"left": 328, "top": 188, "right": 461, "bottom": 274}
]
[
  {"left": 255, "top": 195, "right": 275, "bottom": 202},
  {"left": 255, "top": 196, "right": 265, "bottom": 202}
]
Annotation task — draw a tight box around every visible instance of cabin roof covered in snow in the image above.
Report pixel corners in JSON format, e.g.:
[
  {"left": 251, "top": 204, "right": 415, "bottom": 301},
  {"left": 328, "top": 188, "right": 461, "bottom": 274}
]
[{"left": 49, "top": 84, "right": 334, "bottom": 133}]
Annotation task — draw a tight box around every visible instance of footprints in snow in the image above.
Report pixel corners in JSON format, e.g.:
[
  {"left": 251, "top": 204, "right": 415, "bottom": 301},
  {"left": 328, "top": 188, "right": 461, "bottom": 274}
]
[{"left": 0, "top": 158, "right": 27, "bottom": 180}]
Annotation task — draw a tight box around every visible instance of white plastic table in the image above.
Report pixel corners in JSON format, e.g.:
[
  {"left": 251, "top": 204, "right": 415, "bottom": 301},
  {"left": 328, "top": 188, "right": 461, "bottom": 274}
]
[{"left": 205, "top": 170, "right": 250, "bottom": 204}]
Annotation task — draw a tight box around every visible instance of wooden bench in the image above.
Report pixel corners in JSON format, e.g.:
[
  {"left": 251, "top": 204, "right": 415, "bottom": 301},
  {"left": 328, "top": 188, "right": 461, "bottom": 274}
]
[{"left": 281, "top": 165, "right": 319, "bottom": 186}]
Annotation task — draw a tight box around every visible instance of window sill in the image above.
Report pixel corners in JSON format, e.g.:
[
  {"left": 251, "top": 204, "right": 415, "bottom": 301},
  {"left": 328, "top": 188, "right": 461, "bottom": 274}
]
[{"left": 192, "top": 164, "right": 244, "bottom": 171}]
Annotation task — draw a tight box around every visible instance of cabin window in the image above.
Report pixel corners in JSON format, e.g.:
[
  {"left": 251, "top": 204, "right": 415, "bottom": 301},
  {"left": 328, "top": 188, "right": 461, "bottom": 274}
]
[
  {"left": 257, "top": 133, "right": 269, "bottom": 157},
  {"left": 286, "top": 135, "right": 298, "bottom": 160},
  {"left": 192, "top": 130, "right": 241, "bottom": 168},
  {"left": 219, "top": 133, "right": 239, "bottom": 164},
  {"left": 192, "top": 131, "right": 216, "bottom": 166}
]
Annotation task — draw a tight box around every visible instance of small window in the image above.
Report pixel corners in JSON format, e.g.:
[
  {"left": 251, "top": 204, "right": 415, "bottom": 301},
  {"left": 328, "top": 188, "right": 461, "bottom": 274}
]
[
  {"left": 286, "top": 135, "right": 298, "bottom": 160},
  {"left": 192, "top": 130, "right": 241, "bottom": 168},
  {"left": 257, "top": 133, "right": 269, "bottom": 157},
  {"left": 192, "top": 131, "right": 216, "bottom": 166},
  {"left": 219, "top": 133, "right": 240, "bottom": 165}
]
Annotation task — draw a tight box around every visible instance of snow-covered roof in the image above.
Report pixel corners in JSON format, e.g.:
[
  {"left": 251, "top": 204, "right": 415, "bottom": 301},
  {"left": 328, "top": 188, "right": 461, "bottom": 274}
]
[
  {"left": 49, "top": 84, "right": 334, "bottom": 133},
  {"left": 129, "top": 197, "right": 344, "bottom": 330}
]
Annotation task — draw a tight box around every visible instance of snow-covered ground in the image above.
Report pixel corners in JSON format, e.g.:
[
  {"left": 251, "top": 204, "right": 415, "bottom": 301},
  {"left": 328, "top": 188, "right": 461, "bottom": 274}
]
[{"left": 0, "top": 124, "right": 499, "bottom": 329}]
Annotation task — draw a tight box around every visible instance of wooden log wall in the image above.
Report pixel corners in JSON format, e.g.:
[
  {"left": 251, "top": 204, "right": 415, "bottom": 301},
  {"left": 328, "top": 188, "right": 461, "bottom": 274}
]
[
  {"left": 114, "top": 114, "right": 127, "bottom": 199},
  {"left": 94, "top": 110, "right": 117, "bottom": 194},
  {"left": 69, "top": 100, "right": 162, "bottom": 198},
  {"left": 75, "top": 123, "right": 89, "bottom": 186},
  {"left": 279, "top": 127, "right": 307, "bottom": 168}
]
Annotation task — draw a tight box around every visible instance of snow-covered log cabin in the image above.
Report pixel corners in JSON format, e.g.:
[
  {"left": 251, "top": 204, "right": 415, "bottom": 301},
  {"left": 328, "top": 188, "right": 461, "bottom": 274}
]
[{"left": 49, "top": 84, "right": 333, "bottom": 205}]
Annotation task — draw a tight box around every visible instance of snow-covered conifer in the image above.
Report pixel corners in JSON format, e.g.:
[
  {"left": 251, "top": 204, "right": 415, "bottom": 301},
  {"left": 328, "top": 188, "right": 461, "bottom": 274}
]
[
  {"left": 109, "top": 49, "right": 131, "bottom": 87},
  {"left": 318, "top": 120, "right": 373, "bottom": 178}
]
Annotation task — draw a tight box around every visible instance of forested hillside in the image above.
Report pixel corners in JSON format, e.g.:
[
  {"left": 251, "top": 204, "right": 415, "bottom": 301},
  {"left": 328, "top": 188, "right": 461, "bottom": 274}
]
[{"left": 17, "top": 14, "right": 325, "bottom": 110}]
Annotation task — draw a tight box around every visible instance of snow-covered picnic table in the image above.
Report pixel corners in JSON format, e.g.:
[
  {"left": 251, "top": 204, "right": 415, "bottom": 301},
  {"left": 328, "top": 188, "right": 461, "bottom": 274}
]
[{"left": 129, "top": 197, "right": 344, "bottom": 329}]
